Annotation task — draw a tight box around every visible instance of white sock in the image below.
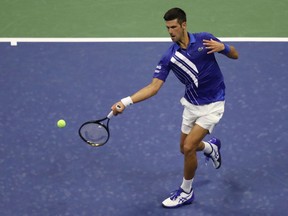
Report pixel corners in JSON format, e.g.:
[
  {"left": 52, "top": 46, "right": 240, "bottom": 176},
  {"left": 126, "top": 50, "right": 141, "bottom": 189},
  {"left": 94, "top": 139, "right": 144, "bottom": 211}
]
[
  {"left": 180, "top": 177, "right": 193, "bottom": 193},
  {"left": 203, "top": 141, "right": 213, "bottom": 154}
]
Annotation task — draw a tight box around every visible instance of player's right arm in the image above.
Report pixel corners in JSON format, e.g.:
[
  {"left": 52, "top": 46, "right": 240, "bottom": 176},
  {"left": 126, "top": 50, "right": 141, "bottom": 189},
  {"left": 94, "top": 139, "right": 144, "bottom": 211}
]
[
  {"left": 111, "top": 78, "right": 164, "bottom": 115},
  {"left": 130, "top": 78, "right": 164, "bottom": 103}
]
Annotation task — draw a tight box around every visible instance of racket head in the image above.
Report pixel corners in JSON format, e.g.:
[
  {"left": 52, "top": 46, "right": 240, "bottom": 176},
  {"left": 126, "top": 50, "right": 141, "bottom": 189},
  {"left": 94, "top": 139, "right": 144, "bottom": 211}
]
[{"left": 78, "top": 119, "right": 110, "bottom": 147}]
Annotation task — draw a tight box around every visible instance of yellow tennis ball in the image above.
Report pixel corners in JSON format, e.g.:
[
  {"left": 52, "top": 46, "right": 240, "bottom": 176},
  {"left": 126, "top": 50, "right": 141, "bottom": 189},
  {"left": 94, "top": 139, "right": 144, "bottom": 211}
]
[{"left": 57, "top": 119, "right": 66, "bottom": 128}]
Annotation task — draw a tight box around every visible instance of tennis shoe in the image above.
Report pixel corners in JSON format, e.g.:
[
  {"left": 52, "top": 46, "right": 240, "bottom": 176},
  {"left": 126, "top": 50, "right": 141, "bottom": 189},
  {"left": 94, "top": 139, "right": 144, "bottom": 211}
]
[
  {"left": 162, "top": 188, "right": 194, "bottom": 208},
  {"left": 204, "top": 137, "right": 222, "bottom": 169}
]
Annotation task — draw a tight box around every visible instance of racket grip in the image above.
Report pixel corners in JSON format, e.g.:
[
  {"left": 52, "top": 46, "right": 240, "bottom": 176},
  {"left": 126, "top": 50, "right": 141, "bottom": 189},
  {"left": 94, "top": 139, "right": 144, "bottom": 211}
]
[{"left": 107, "top": 111, "right": 114, "bottom": 119}]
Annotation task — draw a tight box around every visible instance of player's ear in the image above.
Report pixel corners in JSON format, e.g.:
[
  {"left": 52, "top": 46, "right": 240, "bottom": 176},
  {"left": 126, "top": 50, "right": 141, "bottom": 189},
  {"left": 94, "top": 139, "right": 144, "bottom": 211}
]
[{"left": 181, "top": 21, "right": 187, "bottom": 29}]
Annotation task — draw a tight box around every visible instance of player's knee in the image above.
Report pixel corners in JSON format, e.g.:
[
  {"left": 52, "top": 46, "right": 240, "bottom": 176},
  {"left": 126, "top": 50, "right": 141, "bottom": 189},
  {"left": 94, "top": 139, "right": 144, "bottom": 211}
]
[{"left": 183, "top": 141, "right": 197, "bottom": 156}]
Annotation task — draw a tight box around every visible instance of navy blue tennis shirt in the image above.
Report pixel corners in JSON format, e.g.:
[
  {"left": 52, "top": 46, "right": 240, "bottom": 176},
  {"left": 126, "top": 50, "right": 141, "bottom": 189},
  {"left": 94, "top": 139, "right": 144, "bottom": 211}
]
[{"left": 153, "top": 32, "right": 225, "bottom": 105}]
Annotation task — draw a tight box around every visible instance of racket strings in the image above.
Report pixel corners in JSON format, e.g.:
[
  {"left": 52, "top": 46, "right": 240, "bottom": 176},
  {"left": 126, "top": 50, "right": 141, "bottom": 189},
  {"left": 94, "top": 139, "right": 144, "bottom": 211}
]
[{"left": 79, "top": 123, "right": 109, "bottom": 145}]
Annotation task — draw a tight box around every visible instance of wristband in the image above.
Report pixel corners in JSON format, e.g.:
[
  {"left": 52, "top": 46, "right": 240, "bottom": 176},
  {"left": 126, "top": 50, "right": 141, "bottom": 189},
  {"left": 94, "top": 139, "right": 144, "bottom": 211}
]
[
  {"left": 121, "top": 96, "right": 133, "bottom": 107},
  {"left": 219, "top": 43, "right": 231, "bottom": 55}
]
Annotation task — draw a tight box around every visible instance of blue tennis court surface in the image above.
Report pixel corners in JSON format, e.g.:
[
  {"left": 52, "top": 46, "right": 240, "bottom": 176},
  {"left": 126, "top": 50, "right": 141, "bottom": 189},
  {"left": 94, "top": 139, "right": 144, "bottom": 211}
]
[{"left": 0, "top": 42, "right": 287, "bottom": 216}]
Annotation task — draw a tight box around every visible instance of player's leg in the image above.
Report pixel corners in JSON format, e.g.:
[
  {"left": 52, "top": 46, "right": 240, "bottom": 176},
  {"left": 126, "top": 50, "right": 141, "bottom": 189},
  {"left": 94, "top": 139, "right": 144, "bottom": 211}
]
[
  {"left": 162, "top": 124, "right": 208, "bottom": 208},
  {"left": 162, "top": 132, "right": 221, "bottom": 208},
  {"left": 196, "top": 102, "right": 224, "bottom": 169},
  {"left": 180, "top": 131, "right": 222, "bottom": 169},
  {"left": 182, "top": 124, "right": 208, "bottom": 180},
  {"left": 162, "top": 100, "right": 224, "bottom": 208},
  {"left": 180, "top": 100, "right": 224, "bottom": 169}
]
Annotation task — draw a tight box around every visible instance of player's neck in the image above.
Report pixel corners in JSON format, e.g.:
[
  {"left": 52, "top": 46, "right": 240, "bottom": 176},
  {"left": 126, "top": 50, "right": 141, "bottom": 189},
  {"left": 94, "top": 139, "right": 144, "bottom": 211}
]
[{"left": 178, "top": 32, "right": 189, "bottom": 49}]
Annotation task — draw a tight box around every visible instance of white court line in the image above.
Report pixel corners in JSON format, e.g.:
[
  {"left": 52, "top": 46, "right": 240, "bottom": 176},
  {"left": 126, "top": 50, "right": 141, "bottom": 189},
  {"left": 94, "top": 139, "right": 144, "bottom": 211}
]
[{"left": 0, "top": 37, "right": 288, "bottom": 46}]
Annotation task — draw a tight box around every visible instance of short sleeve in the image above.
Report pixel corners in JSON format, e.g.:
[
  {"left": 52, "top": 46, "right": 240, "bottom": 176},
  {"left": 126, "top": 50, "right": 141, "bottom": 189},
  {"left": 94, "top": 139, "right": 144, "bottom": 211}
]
[{"left": 153, "top": 49, "right": 173, "bottom": 82}]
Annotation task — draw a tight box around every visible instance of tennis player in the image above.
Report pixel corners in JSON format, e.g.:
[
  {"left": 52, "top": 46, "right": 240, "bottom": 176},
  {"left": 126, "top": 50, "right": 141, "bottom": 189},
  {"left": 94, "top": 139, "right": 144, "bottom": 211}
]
[{"left": 111, "top": 7, "right": 238, "bottom": 208}]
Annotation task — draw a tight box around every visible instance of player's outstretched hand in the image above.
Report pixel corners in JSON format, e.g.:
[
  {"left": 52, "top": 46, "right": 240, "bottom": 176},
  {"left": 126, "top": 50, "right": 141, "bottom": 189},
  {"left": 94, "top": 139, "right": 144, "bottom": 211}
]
[{"left": 203, "top": 39, "right": 225, "bottom": 54}]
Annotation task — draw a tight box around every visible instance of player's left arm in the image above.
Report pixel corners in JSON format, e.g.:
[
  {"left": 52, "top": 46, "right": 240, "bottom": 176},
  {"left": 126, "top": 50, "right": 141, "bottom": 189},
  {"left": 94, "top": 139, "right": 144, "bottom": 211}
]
[{"left": 203, "top": 39, "right": 239, "bottom": 59}]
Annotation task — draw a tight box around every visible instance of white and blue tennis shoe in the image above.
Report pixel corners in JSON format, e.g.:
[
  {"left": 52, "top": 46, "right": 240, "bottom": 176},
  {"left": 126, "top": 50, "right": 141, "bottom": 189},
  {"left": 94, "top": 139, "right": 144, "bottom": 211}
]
[
  {"left": 162, "top": 188, "right": 194, "bottom": 208},
  {"left": 204, "top": 137, "right": 222, "bottom": 169}
]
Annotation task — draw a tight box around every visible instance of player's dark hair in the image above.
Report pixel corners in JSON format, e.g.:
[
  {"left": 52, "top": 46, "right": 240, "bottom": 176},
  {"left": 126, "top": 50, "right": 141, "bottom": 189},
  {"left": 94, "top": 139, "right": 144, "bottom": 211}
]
[{"left": 163, "top": 8, "right": 187, "bottom": 24}]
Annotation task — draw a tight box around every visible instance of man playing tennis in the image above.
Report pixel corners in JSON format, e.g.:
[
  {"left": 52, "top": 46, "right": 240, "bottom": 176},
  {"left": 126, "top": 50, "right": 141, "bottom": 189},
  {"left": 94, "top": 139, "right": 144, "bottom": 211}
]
[{"left": 111, "top": 7, "right": 238, "bottom": 208}]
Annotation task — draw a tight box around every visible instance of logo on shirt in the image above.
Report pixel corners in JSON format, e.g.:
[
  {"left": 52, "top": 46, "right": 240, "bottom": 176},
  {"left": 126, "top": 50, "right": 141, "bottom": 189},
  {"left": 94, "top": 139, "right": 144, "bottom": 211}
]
[
  {"left": 198, "top": 47, "right": 204, "bottom": 52},
  {"left": 155, "top": 65, "right": 161, "bottom": 73}
]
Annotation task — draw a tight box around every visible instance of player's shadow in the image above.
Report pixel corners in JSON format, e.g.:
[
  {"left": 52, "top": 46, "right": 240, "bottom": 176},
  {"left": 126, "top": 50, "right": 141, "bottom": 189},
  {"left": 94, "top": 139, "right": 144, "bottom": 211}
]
[{"left": 194, "top": 179, "right": 212, "bottom": 188}]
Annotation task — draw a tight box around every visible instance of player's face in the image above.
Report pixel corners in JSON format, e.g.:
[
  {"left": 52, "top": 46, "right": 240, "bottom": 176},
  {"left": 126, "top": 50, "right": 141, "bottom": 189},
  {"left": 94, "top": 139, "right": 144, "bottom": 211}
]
[{"left": 165, "top": 19, "right": 186, "bottom": 42}]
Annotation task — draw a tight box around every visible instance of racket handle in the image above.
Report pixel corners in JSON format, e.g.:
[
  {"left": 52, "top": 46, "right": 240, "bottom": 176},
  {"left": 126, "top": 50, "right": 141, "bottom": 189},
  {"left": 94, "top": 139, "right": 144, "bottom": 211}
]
[{"left": 107, "top": 111, "right": 114, "bottom": 119}]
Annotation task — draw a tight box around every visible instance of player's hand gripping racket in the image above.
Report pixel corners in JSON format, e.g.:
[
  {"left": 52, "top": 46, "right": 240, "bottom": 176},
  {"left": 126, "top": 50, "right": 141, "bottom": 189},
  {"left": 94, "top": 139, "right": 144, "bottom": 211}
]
[{"left": 78, "top": 106, "right": 121, "bottom": 147}]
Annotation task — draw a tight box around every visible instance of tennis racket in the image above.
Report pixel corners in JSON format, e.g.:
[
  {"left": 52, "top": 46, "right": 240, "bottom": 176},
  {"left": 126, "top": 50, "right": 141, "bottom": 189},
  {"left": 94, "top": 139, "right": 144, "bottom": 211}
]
[{"left": 79, "top": 108, "right": 119, "bottom": 147}]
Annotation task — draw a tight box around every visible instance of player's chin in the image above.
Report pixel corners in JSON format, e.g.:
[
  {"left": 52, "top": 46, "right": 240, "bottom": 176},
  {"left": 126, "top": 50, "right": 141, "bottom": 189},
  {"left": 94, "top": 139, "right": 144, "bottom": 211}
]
[{"left": 171, "top": 37, "right": 179, "bottom": 42}]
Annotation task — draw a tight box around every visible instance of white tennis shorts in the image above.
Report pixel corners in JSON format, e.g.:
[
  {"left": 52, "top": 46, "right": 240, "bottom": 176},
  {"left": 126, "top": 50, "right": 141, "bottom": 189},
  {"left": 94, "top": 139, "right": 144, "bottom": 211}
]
[{"left": 180, "top": 97, "right": 225, "bottom": 134}]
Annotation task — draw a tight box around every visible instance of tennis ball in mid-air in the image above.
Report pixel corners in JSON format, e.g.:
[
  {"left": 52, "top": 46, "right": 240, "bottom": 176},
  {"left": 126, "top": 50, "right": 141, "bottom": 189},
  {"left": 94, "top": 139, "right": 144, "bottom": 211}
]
[{"left": 57, "top": 119, "right": 66, "bottom": 128}]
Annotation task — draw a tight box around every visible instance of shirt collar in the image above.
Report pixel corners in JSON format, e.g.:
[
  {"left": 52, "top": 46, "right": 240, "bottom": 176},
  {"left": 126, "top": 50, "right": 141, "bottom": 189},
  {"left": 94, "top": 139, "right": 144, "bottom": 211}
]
[
  {"left": 175, "top": 32, "right": 196, "bottom": 49},
  {"left": 188, "top": 32, "right": 196, "bottom": 43}
]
